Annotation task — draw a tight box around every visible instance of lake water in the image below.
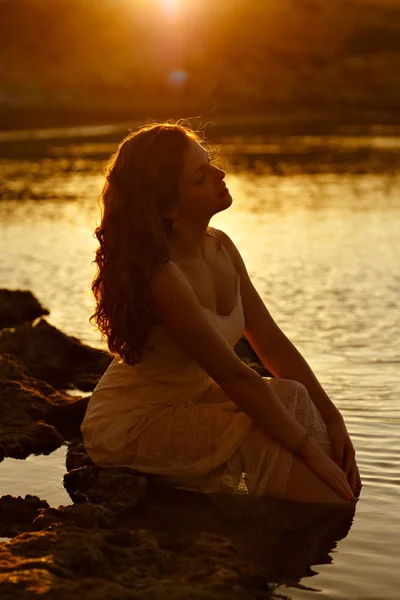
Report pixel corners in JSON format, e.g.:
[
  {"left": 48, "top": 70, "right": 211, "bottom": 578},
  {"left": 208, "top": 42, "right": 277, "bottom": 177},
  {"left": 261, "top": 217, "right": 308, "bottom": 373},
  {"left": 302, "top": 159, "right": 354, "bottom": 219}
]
[{"left": 0, "top": 126, "right": 399, "bottom": 599}]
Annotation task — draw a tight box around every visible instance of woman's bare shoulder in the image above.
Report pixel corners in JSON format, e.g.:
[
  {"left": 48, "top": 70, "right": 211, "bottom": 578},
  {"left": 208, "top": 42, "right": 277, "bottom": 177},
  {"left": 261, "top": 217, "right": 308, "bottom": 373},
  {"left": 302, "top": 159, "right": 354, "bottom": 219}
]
[
  {"left": 149, "top": 260, "right": 190, "bottom": 297},
  {"left": 209, "top": 227, "right": 247, "bottom": 276},
  {"left": 209, "top": 227, "right": 236, "bottom": 252}
]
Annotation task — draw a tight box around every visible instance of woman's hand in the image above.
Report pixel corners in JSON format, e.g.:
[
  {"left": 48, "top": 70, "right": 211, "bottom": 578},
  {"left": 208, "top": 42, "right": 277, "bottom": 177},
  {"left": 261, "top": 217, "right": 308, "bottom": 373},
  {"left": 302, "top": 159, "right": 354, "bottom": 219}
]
[
  {"left": 301, "top": 437, "right": 357, "bottom": 501},
  {"left": 325, "top": 413, "right": 362, "bottom": 494}
]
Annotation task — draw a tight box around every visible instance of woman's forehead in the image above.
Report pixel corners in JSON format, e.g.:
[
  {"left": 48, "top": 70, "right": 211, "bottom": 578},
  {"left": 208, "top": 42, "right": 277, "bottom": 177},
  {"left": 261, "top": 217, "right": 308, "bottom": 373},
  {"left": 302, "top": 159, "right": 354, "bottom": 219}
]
[{"left": 182, "top": 139, "right": 208, "bottom": 175}]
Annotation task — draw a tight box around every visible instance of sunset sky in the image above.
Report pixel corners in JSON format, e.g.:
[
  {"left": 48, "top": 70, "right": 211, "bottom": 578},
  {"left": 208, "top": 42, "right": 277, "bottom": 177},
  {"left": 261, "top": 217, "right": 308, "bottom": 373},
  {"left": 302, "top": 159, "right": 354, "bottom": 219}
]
[{"left": 0, "top": 0, "right": 399, "bottom": 123}]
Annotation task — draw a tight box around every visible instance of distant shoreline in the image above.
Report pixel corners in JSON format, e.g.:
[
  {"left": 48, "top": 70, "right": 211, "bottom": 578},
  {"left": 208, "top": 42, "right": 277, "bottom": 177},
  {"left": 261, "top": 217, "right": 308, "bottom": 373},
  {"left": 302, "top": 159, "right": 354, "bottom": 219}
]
[{"left": 1, "top": 107, "right": 400, "bottom": 139}]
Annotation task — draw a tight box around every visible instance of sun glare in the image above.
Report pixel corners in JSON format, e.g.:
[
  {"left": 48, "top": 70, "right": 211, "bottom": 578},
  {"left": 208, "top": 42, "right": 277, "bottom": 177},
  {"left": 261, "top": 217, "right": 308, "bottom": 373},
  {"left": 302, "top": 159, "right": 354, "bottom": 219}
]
[
  {"left": 160, "top": 0, "right": 180, "bottom": 20},
  {"left": 134, "top": 0, "right": 184, "bottom": 21},
  {"left": 163, "top": 0, "right": 179, "bottom": 10}
]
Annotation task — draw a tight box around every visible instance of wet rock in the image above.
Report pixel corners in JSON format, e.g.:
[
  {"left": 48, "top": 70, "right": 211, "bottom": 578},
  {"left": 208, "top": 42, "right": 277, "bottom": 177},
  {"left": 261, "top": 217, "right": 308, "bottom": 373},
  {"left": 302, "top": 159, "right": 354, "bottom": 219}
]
[
  {"left": 63, "top": 464, "right": 148, "bottom": 507},
  {"left": 0, "top": 289, "right": 49, "bottom": 330},
  {"left": 234, "top": 337, "right": 273, "bottom": 377},
  {"left": 69, "top": 372, "right": 102, "bottom": 392},
  {"left": 0, "top": 495, "right": 123, "bottom": 537},
  {"left": 61, "top": 445, "right": 265, "bottom": 547},
  {"left": 0, "top": 355, "right": 86, "bottom": 459},
  {"left": 61, "top": 450, "right": 230, "bottom": 543},
  {"left": 0, "top": 525, "right": 275, "bottom": 599},
  {"left": 0, "top": 420, "right": 64, "bottom": 461},
  {"left": 65, "top": 439, "right": 94, "bottom": 472},
  {"left": 47, "top": 396, "right": 89, "bottom": 440},
  {"left": 0, "top": 352, "right": 31, "bottom": 381},
  {"left": 30, "top": 503, "right": 120, "bottom": 532},
  {"left": 62, "top": 443, "right": 237, "bottom": 531},
  {"left": 0, "top": 495, "right": 49, "bottom": 538},
  {"left": 0, "top": 319, "right": 112, "bottom": 390}
]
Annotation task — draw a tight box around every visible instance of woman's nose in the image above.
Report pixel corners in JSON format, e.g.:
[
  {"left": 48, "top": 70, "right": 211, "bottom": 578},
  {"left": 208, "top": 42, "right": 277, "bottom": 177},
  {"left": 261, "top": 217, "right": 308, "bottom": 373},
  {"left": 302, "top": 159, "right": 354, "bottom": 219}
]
[{"left": 212, "top": 165, "right": 225, "bottom": 180}]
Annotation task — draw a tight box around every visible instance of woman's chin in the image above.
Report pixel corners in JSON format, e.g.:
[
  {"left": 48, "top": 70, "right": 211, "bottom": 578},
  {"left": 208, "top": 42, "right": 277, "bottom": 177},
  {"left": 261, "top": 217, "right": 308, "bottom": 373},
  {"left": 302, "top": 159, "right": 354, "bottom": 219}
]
[
  {"left": 213, "top": 195, "right": 232, "bottom": 215},
  {"left": 223, "top": 192, "right": 233, "bottom": 209}
]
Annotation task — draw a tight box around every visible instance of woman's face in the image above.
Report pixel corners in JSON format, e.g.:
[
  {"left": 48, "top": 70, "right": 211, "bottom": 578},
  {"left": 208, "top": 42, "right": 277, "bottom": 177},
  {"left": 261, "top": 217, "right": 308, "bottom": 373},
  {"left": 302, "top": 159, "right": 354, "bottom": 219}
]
[{"left": 176, "top": 138, "right": 232, "bottom": 221}]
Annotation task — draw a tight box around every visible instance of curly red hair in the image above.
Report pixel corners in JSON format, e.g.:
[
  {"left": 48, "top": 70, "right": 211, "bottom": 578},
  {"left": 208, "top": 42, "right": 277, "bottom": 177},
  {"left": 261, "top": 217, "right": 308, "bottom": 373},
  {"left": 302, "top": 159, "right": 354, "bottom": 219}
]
[{"left": 90, "top": 121, "right": 216, "bottom": 365}]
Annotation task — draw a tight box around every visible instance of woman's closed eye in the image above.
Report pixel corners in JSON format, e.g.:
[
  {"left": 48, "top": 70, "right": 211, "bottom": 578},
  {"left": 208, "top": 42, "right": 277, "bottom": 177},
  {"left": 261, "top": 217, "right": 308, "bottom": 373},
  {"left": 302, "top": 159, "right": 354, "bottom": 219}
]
[
  {"left": 194, "top": 157, "right": 213, "bottom": 185},
  {"left": 195, "top": 171, "right": 206, "bottom": 184}
]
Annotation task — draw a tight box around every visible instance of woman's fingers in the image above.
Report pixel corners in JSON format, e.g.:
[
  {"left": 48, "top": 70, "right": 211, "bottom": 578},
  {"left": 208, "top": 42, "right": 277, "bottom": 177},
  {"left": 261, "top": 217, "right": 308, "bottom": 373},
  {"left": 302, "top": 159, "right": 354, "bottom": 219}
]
[
  {"left": 336, "top": 439, "right": 361, "bottom": 494},
  {"left": 341, "top": 478, "right": 356, "bottom": 500},
  {"left": 325, "top": 463, "right": 355, "bottom": 501},
  {"left": 305, "top": 442, "right": 357, "bottom": 501},
  {"left": 348, "top": 461, "right": 358, "bottom": 491},
  {"left": 354, "top": 462, "right": 363, "bottom": 490},
  {"left": 343, "top": 453, "right": 362, "bottom": 494},
  {"left": 334, "top": 463, "right": 356, "bottom": 500},
  {"left": 342, "top": 439, "right": 355, "bottom": 476},
  {"left": 357, "top": 470, "right": 362, "bottom": 489}
]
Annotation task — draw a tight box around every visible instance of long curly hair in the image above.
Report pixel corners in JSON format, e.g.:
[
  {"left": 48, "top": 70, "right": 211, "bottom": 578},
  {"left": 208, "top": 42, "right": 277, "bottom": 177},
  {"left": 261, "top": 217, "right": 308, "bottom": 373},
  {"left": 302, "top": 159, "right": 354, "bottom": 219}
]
[{"left": 90, "top": 121, "right": 216, "bottom": 365}]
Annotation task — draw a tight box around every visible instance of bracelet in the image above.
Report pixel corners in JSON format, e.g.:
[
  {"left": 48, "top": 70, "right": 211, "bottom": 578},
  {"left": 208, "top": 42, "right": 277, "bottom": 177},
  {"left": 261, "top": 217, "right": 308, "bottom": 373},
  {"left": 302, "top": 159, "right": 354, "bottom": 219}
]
[{"left": 295, "top": 431, "right": 312, "bottom": 456}]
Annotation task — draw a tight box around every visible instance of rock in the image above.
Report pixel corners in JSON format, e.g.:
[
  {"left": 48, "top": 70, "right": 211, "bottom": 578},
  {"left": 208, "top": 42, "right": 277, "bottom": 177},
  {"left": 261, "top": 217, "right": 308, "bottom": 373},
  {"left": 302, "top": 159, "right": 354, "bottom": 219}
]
[
  {"left": 47, "top": 397, "right": 89, "bottom": 440},
  {"left": 0, "top": 525, "right": 275, "bottom": 599},
  {"left": 0, "top": 374, "right": 65, "bottom": 459},
  {"left": 30, "top": 503, "right": 120, "bottom": 532},
  {"left": 62, "top": 445, "right": 231, "bottom": 538},
  {"left": 0, "top": 495, "right": 49, "bottom": 538},
  {"left": 65, "top": 439, "right": 94, "bottom": 472},
  {"left": 0, "top": 495, "right": 125, "bottom": 537},
  {"left": 0, "top": 420, "right": 64, "bottom": 461},
  {"left": 0, "top": 319, "right": 112, "bottom": 390},
  {"left": 0, "top": 462, "right": 356, "bottom": 594},
  {"left": 0, "top": 289, "right": 49, "bottom": 330},
  {"left": 0, "top": 353, "right": 31, "bottom": 381},
  {"left": 60, "top": 444, "right": 357, "bottom": 576},
  {"left": 0, "top": 355, "right": 87, "bottom": 459},
  {"left": 68, "top": 372, "right": 103, "bottom": 392},
  {"left": 63, "top": 465, "right": 148, "bottom": 507},
  {"left": 61, "top": 448, "right": 251, "bottom": 542}
]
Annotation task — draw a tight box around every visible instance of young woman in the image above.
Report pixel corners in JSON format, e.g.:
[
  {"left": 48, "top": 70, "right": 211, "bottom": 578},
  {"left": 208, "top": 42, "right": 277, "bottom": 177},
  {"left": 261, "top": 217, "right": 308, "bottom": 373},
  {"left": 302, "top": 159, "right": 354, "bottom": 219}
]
[{"left": 81, "top": 122, "right": 362, "bottom": 504}]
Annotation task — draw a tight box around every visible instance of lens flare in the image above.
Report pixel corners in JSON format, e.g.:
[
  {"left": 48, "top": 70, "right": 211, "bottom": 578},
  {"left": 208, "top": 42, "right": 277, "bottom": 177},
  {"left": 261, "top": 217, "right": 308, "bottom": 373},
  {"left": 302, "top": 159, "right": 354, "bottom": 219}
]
[
  {"left": 168, "top": 70, "right": 187, "bottom": 87},
  {"left": 161, "top": 0, "right": 179, "bottom": 17}
]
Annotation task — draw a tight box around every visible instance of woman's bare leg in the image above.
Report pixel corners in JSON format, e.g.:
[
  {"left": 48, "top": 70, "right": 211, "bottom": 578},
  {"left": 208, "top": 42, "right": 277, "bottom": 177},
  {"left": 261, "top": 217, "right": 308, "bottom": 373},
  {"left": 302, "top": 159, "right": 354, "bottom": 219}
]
[{"left": 283, "top": 455, "right": 349, "bottom": 504}]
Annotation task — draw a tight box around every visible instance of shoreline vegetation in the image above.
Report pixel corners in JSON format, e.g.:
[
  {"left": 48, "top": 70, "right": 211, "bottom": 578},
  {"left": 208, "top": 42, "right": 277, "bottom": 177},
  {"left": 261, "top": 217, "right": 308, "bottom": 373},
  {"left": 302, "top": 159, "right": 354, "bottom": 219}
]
[{"left": 1, "top": 108, "right": 400, "bottom": 138}]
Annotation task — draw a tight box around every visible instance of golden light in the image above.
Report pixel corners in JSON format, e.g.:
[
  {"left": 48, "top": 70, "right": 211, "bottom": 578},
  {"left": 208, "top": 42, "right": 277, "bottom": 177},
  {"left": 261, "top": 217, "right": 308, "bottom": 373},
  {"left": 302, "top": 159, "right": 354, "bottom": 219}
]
[
  {"left": 159, "top": 0, "right": 181, "bottom": 22},
  {"left": 162, "top": 0, "right": 180, "bottom": 11},
  {"left": 138, "top": 0, "right": 182, "bottom": 21}
]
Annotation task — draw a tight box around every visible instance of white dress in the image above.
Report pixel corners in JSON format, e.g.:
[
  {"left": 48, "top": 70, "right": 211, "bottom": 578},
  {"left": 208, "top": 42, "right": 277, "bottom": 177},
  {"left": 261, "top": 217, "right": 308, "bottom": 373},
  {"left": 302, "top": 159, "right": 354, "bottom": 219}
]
[{"left": 81, "top": 263, "right": 333, "bottom": 498}]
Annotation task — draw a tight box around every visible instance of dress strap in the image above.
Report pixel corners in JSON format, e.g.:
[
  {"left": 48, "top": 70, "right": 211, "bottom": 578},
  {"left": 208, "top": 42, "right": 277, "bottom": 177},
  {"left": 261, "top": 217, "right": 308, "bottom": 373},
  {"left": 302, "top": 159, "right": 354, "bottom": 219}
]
[{"left": 168, "top": 260, "right": 188, "bottom": 281}]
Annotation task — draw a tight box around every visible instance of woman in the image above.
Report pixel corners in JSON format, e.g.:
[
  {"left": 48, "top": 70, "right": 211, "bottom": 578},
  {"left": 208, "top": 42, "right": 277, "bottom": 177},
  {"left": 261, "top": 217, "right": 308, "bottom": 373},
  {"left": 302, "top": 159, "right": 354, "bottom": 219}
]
[{"left": 81, "top": 122, "right": 362, "bottom": 504}]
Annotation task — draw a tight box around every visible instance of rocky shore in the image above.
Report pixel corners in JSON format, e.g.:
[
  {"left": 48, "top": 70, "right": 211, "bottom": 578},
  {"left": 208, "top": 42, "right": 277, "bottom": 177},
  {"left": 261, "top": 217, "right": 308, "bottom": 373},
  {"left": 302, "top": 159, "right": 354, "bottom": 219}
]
[{"left": 0, "top": 288, "right": 355, "bottom": 599}]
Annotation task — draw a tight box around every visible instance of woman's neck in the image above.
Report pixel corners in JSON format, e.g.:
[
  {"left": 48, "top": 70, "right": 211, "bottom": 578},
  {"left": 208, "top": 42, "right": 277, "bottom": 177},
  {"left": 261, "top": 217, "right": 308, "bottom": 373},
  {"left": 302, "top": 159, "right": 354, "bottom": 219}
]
[{"left": 168, "top": 219, "right": 212, "bottom": 262}]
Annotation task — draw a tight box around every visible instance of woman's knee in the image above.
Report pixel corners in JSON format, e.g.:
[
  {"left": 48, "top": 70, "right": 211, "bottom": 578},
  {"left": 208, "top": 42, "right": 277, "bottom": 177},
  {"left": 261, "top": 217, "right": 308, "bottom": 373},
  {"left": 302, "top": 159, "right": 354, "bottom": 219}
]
[
  {"left": 268, "top": 378, "right": 308, "bottom": 394},
  {"left": 268, "top": 379, "right": 310, "bottom": 411}
]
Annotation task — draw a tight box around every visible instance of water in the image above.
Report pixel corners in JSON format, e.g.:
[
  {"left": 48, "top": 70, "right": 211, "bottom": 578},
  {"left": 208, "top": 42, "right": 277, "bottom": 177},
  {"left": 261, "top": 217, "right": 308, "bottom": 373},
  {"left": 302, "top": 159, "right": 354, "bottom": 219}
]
[{"left": 0, "top": 129, "right": 399, "bottom": 598}]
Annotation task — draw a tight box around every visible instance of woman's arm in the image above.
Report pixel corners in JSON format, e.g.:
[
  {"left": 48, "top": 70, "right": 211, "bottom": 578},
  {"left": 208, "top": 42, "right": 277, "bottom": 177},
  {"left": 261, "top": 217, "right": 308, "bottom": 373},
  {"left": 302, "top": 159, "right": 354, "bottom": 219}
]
[
  {"left": 216, "top": 229, "right": 342, "bottom": 425},
  {"left": 150, "top": 261, "right": 355, "bottom": 500},
  {"left": 150, "top": 262, "right": 311, "bottom": 455}
]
